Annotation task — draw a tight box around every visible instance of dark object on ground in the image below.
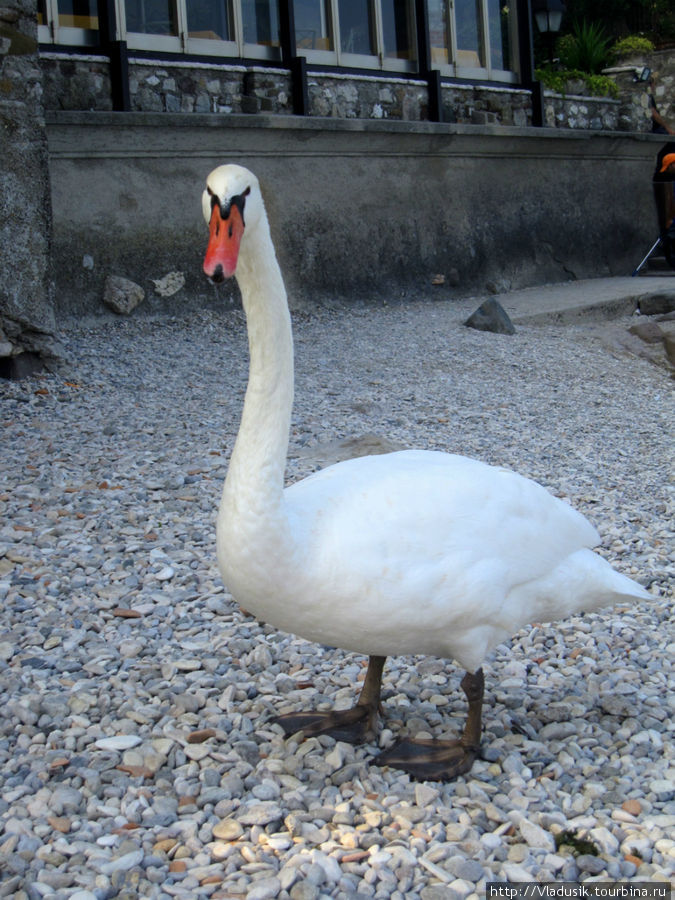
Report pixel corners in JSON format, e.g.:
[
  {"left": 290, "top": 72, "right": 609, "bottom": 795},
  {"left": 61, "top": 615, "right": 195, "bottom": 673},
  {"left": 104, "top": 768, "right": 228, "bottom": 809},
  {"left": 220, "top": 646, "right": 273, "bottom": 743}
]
[{"left": 464, "top": 298, "right": 516, "bottom": 335}]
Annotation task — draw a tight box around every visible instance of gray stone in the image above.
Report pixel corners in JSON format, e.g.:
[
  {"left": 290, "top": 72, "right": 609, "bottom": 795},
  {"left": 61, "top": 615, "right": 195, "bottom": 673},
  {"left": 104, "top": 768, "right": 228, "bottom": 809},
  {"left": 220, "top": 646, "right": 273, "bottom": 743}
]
[
  {"left": 464, "top": 298, "right": 515, "bottom": 335},
  {"left": 245, "top": 876, "right": 282, "bottom": 900},
  {"left": 421, "top": 887, "right": 464, "bottom": 900},
  {"left": 519, "top": 819, "right": 557, "bottom": 851},
  {"left": 103, "top": 275, "right": 145, "bottom": 315},
  {"left": 290, "top": 882, "right": 320, "bottom": 900},
  {"left": 576, "top": 854, "right": 607, "bottom": 874},
  {"left": 639, "top": 292, "right": 675, "bottom": 316},
  {"left": 452, "top": 858, "right": 485, "bottom": 882},
  {"left": 98, "top": 849, "right": 144, "bottom": 874},
  {"left": 237, "top": 802, "right": 283, "bottom": 826},
  {"left": 628, "top": 321, "right": 664, "bottom": 344},
  {"left": 649, "top": 779, "right": 675, "bottom": 801},
  {"left": 212, "top": 818, "right": 244, "bottom": 840}
]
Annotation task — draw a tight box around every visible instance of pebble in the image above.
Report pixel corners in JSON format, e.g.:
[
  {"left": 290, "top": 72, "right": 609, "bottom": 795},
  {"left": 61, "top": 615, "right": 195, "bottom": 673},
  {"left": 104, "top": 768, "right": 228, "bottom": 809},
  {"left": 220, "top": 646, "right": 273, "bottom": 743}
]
[
  {"left": 98, "top": 848, "right": 145, "bottom": 874},
  {"left": 0, "top": 304, "right": 672, "bottom": 898},
  {"left": 518, "top": 819, "right": 557, "bottom": 851},
  {"left": 94, "top": 735, "right": 142, "bottom": 751}
]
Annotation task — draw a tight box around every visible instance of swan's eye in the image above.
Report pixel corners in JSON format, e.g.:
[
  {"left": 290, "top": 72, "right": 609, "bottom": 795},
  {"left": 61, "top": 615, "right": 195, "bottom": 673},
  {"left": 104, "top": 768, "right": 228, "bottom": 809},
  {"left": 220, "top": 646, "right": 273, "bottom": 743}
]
[{"left": 221, "top": 189, "right": 250, "bottom": 227}]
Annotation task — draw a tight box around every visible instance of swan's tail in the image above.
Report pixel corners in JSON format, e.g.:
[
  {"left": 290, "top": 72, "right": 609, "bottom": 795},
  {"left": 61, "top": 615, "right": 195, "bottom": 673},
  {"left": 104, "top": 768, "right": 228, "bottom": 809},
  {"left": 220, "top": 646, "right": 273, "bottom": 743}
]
[{"left": 510, "top": 548, "right": 651, "bottom": 623}]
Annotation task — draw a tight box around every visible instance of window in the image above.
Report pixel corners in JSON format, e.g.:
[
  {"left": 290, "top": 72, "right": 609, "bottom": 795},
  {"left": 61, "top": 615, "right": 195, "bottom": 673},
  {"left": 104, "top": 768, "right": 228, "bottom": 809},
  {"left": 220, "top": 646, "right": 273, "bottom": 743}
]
[
  {"left": 338, "top": 0, "right": 375, "bottom": 56},
  {"left": 242, "top": 0, "right": 280, "bottom": 46},
  {"left": 381, "top": 0, "right": 415, "bottom": 61},
  {"left": 186, "top": 0, "right": 235, "bottom": 42},
  {"left": 118, "top": 0, "right": 278, "bottom": 57},
  {"left": 487, "top": 0, "right": 511, "bottom": 71},
  {"left": 296, "top": 0, "right": 416, "bottom": 71},
  {"left": 295, "top": 0, "right": 333, "bottom": 50},
  {"left": 455, "top": 0, "right": 483, "bottom": 68},
  {"left": 37, "top": 0, "right": 517, "bottom": 80},
  {"left": 37, "top": 0, "right": 99, "bottom": 45},
  {"left": 426, "top": 0, "right": 517, "bottom": 80},
  {"left": 124, "top": 0, "right": 178, "bottom": 36}
]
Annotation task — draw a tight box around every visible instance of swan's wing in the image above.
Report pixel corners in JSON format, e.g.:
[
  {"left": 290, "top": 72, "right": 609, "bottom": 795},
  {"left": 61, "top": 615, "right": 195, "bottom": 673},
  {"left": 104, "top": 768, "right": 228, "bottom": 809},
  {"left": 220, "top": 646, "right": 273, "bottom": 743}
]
[
  {"left": 279, "top": 449, "right": 629, "bottom": 665},
  {"left": 286, "top": 449, "right": 600, "bottom": 585}
]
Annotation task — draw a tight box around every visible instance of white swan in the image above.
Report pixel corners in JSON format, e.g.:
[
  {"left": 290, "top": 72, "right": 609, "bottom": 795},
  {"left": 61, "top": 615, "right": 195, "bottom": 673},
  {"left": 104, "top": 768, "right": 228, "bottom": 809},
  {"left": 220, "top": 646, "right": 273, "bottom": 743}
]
[{"left": 202, "top": 164, "right": 650, "bottom": 780}]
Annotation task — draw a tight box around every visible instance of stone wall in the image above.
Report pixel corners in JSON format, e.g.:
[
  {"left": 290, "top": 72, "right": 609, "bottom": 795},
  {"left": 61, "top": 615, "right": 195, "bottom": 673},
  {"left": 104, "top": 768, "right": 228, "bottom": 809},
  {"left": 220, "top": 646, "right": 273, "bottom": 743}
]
[
  {"left": 0, "top": 0, "right": 57, "bottom": 375},
  {"left": 46, "top": 51, "right": 662, "bottom": 131},
  {"left": 36, "top": 44, "right": 675, "bottom": 131},
  {"left": 649, "top": 49, "right": 675, "bottom": 124},
  {"left": 603, "top": 48, "right": 675, "bottom": 134},
  {"left": 538, "top": 47, "right": 675, "bottom": 134},
  {"left": 41, "top": 52, "right": 112, "bottom": 111},
  {"left": 443, "top": 83, "right": 531, "bottom": 127},
  {"left": 543, "top": 92, "right": 621, "bottom": 131},
  {"left": 40, "top": 53, "right": 534, "bottom": 125}
]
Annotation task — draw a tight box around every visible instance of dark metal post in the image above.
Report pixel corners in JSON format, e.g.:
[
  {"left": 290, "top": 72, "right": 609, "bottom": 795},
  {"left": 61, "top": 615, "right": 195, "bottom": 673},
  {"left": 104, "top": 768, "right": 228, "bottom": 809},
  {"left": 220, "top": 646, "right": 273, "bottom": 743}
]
[
  {"left": 415, "top": 0, "right": 443, "bottom": 122},
  {"left": 278, "top": 0, "right": 308, "bottom": 115},
  {"left": 290, "top": 55, "right": 309, "bottom": 116},
  {"left": 97, "top": 0, "right": 130, "bottom": 111},
  {"left": 278, "top": 0, "right": 297, "bottom": 63},
  {"left": 516, "top": 0, "right": 543, "bottom": 126}
]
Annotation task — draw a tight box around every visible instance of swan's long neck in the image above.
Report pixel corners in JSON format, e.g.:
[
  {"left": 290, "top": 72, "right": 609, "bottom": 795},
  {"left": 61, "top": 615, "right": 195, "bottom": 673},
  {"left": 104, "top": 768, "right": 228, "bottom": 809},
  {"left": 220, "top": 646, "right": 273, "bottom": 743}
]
[{"left": 220, "top": 212, "right": 293, "bottom": 525}]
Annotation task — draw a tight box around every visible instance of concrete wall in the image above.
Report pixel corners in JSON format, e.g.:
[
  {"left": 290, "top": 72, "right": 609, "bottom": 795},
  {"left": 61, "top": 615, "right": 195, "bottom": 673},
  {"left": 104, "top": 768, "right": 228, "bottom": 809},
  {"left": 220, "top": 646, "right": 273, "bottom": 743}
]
[{"left": 46, "top": 111, "right": 667, "bottom": 315}]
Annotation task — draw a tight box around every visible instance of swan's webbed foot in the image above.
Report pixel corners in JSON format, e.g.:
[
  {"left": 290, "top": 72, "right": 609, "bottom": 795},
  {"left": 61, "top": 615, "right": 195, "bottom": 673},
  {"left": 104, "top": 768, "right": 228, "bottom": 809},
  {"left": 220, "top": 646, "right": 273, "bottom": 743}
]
[
  {"left": 376, "top": 667, "right": 484, "bottom": 782},
  {"left": 275, "top": 704, "right": 378, "bottom": 744},
  {"left": 374, "top": 736, "right": 479, "bottom": 781},
  {"left": 274, "top": 655, "right": 386, "bottom": 745}
]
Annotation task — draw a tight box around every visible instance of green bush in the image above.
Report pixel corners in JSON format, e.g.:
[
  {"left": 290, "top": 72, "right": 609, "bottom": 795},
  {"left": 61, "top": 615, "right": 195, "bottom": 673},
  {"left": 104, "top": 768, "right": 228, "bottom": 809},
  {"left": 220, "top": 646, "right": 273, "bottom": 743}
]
[
  {"left": 558, "top": 20, "right": 612, "bottom": 73},
  {"left": 535, "top": 67, "right": 619, "bottom": 98},
  {"left": 610, "top": 35, "right": 654, "bottom": 59}
]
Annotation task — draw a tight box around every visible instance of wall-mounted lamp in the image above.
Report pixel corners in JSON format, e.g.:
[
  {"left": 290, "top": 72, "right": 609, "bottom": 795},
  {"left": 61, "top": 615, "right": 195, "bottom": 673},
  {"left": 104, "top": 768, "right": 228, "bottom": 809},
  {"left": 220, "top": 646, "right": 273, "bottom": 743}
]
[
  {"left": 532, "top": 0, "right": 566, "bottom": 35},
  {"left": 532, "top": 0, "right": 565, "bottom": 64},
  {"left": 602, "top": 65, "right": 652, "bottom": 82}
]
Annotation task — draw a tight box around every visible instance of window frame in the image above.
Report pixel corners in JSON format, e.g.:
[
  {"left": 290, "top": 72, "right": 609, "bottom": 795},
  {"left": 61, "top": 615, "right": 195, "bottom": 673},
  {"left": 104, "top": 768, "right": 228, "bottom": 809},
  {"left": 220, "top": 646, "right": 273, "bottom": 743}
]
[
  {"left": 441, "top": 0, "right": 519, "bottom": 83},
  {"left": 297, "top": 0, "right": 418, "bottom": 73},
  {"left": 38, "top": 0, "right": 100, "bottom": 46},
  {"left": 36, "top": 0, "right": 520, "bottom": 81},
  {"left": 120, "top": 0, "right": 279, "bottom": 60}
]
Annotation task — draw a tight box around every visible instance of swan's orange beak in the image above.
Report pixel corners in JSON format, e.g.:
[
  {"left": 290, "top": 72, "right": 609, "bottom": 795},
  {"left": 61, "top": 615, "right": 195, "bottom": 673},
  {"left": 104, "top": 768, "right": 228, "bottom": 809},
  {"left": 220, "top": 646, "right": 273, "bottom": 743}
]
[{"left": 203, "top": 202, "right": 245, "bottom": 283}]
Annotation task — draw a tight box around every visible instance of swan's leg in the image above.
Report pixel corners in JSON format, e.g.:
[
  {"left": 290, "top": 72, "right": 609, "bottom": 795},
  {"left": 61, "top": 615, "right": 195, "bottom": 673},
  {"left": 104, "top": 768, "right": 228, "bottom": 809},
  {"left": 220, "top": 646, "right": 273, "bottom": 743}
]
[
  {"left": 275, "top": 655, "right": 386, "bottom": 744},
  {"left": 375, "top": 668, "right": 484, "bottom": 781}
]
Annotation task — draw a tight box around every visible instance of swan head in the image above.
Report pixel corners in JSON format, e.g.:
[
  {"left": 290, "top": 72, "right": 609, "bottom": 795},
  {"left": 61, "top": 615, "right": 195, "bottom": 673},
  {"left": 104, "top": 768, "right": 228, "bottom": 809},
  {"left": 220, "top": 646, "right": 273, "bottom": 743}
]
[{"left": 202, "top": 164, "right": 263, "bottom": 283}]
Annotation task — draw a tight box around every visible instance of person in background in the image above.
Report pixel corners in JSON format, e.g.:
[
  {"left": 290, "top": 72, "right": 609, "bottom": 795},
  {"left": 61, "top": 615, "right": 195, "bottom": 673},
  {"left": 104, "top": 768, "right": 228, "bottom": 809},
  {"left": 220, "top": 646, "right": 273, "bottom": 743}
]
[{"left": 649, "top": 75, "right": 674, "bottom": 135}]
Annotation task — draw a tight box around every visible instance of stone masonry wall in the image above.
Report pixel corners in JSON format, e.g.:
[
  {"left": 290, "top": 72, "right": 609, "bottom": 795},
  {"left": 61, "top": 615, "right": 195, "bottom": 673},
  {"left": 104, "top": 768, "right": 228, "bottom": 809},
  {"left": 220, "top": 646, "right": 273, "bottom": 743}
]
[
  {"left": 41, "top": 52, "right": 112, "bottom": 111},
  {"left": 441, "top": 83, "right": 531, "bottom": 126},
  {"left": 543, "top": 92, "right": 621, "bottom": 131},
  {"left": 649, "top": 49, "right": 675, "bottom": 125},
  {"left": 0, "top": 0, "right": 57, "bottom": 373},
  {"left": 599, "top": 48, "right": 675, "bottom": 133},
  {"left": 40, "top": 54, "right": 535, "bottom": 125},
  {"left": 37, "top": 45, "right": 675, "bottom": 130}
]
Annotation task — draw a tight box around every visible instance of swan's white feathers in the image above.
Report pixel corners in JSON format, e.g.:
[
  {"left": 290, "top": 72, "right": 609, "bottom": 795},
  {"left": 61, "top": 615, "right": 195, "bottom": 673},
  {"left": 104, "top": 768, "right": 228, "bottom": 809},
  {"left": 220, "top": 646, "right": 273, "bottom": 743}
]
[
  {"left": 220, "top": 448, "right": 647, "bottom": 671},
  {"left": 208, "top": 164, "right": 650, "bottom": 677}
]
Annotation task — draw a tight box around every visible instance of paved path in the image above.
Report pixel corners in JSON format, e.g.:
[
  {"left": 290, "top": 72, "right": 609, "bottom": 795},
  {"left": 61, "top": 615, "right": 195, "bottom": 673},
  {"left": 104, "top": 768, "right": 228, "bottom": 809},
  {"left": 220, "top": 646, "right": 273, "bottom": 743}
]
[{"left": 490, "top": 274, "right": 675, "bottom": 324}]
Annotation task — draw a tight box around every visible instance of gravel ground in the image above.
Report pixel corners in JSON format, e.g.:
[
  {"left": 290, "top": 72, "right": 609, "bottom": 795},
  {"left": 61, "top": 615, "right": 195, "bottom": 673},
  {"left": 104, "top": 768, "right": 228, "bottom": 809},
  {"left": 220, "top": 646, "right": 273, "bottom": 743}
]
[{"left": 1, "top": 298, "right": 673, "bottom": 900}]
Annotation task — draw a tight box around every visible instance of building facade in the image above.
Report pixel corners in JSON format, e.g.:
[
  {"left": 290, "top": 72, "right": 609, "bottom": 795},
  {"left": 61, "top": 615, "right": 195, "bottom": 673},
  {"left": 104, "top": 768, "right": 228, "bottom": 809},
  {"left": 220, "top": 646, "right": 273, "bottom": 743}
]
[{"left": 36, "top": 0, "right": 540, "bottom": 123}]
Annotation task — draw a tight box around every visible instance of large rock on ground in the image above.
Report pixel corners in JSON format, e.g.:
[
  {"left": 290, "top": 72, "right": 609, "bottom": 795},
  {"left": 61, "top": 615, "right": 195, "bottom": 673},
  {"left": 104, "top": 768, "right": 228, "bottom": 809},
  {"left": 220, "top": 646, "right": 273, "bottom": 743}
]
[
  {"left": 464, "top": 297, "right": 515, "bottom": 335},
  {"left": 103, "top": 276, "right": 145, "bottom": 315}
]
